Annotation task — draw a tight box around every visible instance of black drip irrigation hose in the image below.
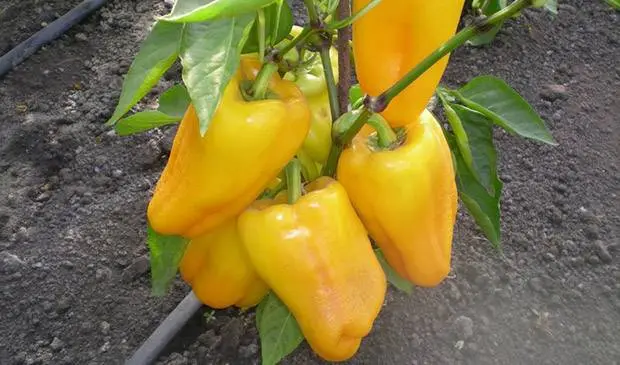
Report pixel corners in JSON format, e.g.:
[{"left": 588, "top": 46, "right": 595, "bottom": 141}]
[
  {"left": 126, "top": 291, "right": 203, "bottom": 365},
  {"left": 0, "top": 0, "right": 108, "bottom": 78}
]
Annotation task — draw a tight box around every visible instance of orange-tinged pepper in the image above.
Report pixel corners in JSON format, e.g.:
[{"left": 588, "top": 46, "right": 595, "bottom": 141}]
[
  {"left": 337, "top": 110, "right": 458, "bottom": 287},
  {"left": 147, "top": 55, "right": 311, "bottom": 238},
  {"left": 179, "top": 219, "right": 268, "bottom": 309},
  {"left": 238, "top": 177, "right": 386, "bottom": 361},
  {"left": 352, "top": 0, "right": 465, "bottom": 127}
]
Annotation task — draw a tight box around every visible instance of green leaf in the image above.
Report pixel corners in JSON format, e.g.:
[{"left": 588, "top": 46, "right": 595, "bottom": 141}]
[
  {"left": 161, "top": 0, "right": 275, "bottom": 23},
  {"left": 147, "top": 225, "right": 189, "bottom": 296},
  {"left": 468, "top": 0, "right": 507, "bottom": 46},
  {"left": 448, "top": 103, "right": 499, "bottom": 196},
  {"left": 256, "top": 293, "right": 304, "bottom": 365},
  {"left": 180, "top": 15, "right": 255, "bottom": 136},
  {"left": 243, "top": 0, "right": 293, "bottom": 53},
  {"left": 468, "top": 23, "right": 503, "bottom": 46},
  {"left": 374, "top": 249, "right": 413, "bottom": 294},
  {"left": 446, "top": 135, "right": 502, "bottom": 248},
  {"left": 457, "top": 76, "right": 557, "bottom": 145},
  {"left": 158, "top": 84, "right": 191, "bottom": 118},
  {"left": 106, "top": 21, "right": 183, "bottom": 126},
  {"left": 604, "top": 0, "right": 620, "bottom": 10},
  {"left": 115, "top": 111, "right": 180, "bottom": 136},
  {"left": 348, "top": 84, "right": 364, "bottom": 107}
]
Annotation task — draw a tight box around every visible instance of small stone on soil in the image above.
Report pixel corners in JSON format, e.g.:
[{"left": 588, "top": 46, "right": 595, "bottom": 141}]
[
  {"left": 587, "top": 255, "right": 601, "bottom": 265},
  {"left": 49, "top": 337, "right": 64, "bottom": 351},
  {"left": 100, "top": 321, "right": 111, "bottom": 335},
  {"left": 1, "top": 251, "right": 25, "bottom": 273},
  {"left": 454, "top": 316, "right": 474, "bottom": 339},
  {"left": 540, "top": 84, "right": 568, "bottom": 101},
  {"left": 95, "top": 267, "right": 113, "bottom": 281},
  {"left": 594, "top": 241, "right": 612, "bottom": 263},
  {"left": 75, "top": 33, "right": 88, "bottom": 41},
  {"left": 137, "top": 139, "right": 162, "bottom": 166},
  {"left": 122, "top": 255, "right": 150, "bottom": 282}
]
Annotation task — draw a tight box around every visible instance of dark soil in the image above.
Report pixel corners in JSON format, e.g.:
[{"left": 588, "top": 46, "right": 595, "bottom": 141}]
[{"left": 1, "top": 1, "right": 618, "bottom": 365}]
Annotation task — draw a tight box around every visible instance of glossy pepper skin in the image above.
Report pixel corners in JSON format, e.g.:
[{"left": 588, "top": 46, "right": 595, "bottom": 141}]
[
  {"left": 337, "top": 110, "right": 458, "bottom": 287},
  {"left": 352, "top": 0, "right": 465, "bottom": 127},
  {"left": 239, "top": 177, "right": 387, "bottom": 361},
  {"left": 179, "top": 219, "right": 268, "bottom": 309},
  {"left": 147, "top": 55, "right": 311, "bottom": 238}
]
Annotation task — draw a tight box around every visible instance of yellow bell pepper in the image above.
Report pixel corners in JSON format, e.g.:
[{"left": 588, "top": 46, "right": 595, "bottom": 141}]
[
  {"left": 238, "top": 177, "right": 386, "bottom": 361},
  {"left": 147, "top": 55, "right": 311, "bottom": 238},
  {"left": 179, "top": 219, "right": 268, "bottom": 309},
  {"left": 337, "top": 110, "right": 458, "bottom": 287},
  {"left": 352, "top": 0, "right": 465, "bottom": 127}
]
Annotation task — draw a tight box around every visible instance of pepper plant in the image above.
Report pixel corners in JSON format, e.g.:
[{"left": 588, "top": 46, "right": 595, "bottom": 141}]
[{"left": 107, "top": 0, "right": 558, "bottom": 363}]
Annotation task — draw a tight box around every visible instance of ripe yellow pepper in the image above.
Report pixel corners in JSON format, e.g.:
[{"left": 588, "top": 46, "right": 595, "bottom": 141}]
[
  {"left": 239, "top": 177, "right": 386, "bottom": 361},
  {"left": 147, "top": 55, "right": 310, "bottom": 238},
  {"left": 179, "top": 219, "right": 268, "bottom": 309},
  {"left": 352, "top": 0, "right": 465, "bottom": 127},
  {"left": 337, "top": 110, "right": 458, "bottom": 287}
]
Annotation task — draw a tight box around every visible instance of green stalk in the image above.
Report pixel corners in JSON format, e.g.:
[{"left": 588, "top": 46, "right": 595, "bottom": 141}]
[
  {"left": 250, "top": 62, "right": 278, "bottom": 100},
  {"left": 366, "top": 114, "right": 397, "bottom": 148},
  {"left": 277, "top": 27, "right": 314, "bottom": 58},
  {"left": 374, "top": 0, "right": 534, "bottom": 111},
  {"left": 327, "top": 0, "right": 382, "bottom": 30},
  {"left": 303, "top": 0, "right": 320, "bottom": 24},
  {"left": 263, "top": 179, "right": 286, "bottom": 199},
  {"left": 322, "top": 108, "right": 373, "bottom": 176},
  {"left": 286, "top": 159, "right": 302, "bottom": 204},
  {"left": 319, "top": 45, "right": 340, "bottom": 120},
  {"left": 257, "top": 9, "right": 266, "bottom": 63}
]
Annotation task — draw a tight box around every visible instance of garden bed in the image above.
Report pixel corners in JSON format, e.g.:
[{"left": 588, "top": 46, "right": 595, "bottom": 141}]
[{"left": 0, "top": 0, "right": 618, "bottom": 364}]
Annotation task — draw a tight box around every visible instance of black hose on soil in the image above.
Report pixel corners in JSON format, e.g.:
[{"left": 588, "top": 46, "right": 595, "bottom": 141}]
[
  {"left": 0, "top": 0, "right": 108, "bottom": 78},
  {"left": 125, "top": 291, "right": 203, "bottom": 365}
]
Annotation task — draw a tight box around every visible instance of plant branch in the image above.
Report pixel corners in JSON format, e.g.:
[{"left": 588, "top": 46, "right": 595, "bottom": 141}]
[
  {"left": 336, "top": 0, "right": 352, "bottom": 115},
  {"left": 286, "top": 159, "right": 302, "bottom": 204},
  {"left": 319, "top": 44, "right": 340, "bottom": 120},
  {"left": 303, "top": 0, "right": 320, "bottom": 25},
  {"left": 277, "top": 27, "right": 314, "bottom": 58},
  {"left": 328, "top": 0, "right": 381, "bottom": 30},
  {"left": 257, "top": 8, "right": 266, "bottom": 63}
]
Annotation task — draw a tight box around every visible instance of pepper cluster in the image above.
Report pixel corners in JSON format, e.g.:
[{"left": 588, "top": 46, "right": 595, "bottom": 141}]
[{"left": 147, "top": 0, "right": 465, "bottom": 359}]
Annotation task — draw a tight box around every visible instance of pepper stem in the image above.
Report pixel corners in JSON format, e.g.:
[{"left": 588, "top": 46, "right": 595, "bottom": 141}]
[
  {"left": 278, "top": 27, "right": 314, "bottom": 58},
  {"left": 286, "top": 159, "right": 302, "bottom": 204},
  {"left": 366, "top": 114, "right": 397, "bottom": 148},
  {"left": 303, "top": 0, "right": 320, "bottom": 25},
  {"left": 257, "top": 8, "right": 266, "bottom": 63},
  {"left": 250, "top": 62, "right": 278, "bottom": 100},
  {"left": 319, "top": 44, "right": 340, "bottom": 120}
]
